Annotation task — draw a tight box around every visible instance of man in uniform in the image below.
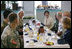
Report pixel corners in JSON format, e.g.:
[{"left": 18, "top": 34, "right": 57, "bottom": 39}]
[
  {"left": 1, "top": 9, "right": 13, "bottom": 35},
  {"left": 17, "top": 10, "right": 24, "bottom": 48},
  {"left": 1, "top": 12, "right": 20, "bottom": 48}
]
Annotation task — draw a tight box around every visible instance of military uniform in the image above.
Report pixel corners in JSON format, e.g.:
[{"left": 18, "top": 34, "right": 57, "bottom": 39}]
[
  {"left": 16, "top": 18, "right": 24, "bottom": 48},
  {"left": 1, "top": 21, "right": 8, "bottom": 35},
  {"left": 17, "top": 18, "right": 23, "bottom": 33},
  {"left": 1, "top": 25, "right": 20, "bottom": 48},
  {"left": 19, "top": 18, "right": 23, "bottom": 27}
]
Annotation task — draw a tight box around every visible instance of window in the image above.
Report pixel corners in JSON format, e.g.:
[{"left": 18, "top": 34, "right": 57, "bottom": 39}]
[
  {"left": 5, "top": 1, "right": 23, "bottom": 9},
  {"left": 34, "top": 1, "right": 42, "bottom": 9},
  {"left": 34, "top": 1, "right": 42, "bottom": 18},
  {"left": 34, "top": 1, "right": 61, "bottom": 9},
  {"left": 48, "top": 1, "right": 61, "bottom": 9},
  {"left": 34, "top": 1, "right": 61, "bottom": 18},
  {"left": 17, "top": 1, "right": 23, "bottom": 7}
]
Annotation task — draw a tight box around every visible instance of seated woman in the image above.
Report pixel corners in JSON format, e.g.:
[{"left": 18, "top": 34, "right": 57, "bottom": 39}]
[
  {"left": 57, "top": 17, "right": 71, "bottom": 47},
  {"left": 44, "top": 10, "right": 54, "bottom": 29}
]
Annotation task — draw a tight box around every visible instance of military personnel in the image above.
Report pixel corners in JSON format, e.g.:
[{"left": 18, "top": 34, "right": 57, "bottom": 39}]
[
  {"left": 1, "top": 12, "right": 20, "bottom": 48},
  {"left": 17, "top": 11, "right": 24, "bottom": 48},
  {"left": 1, "top": 9, "right": 13, "bottom": 35},
  {"left": 17, "top": 10, "right": 24, "bottom": 35}
]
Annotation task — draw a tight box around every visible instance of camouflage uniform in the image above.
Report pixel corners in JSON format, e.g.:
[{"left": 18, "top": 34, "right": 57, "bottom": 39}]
[
  {"left": 19, "top": 18, "right": 23, "bottom": 27},
  {"left": 16, "top": 18, "right": 24, "bottom": 48},
  {"left": 1, "top": 25, "right": 20, "bottom": 48},
  {"left": 1, "top": 21, "right": 8, "bottom": 35},
  {"left": 17, "top": 18, "right": 23, "bottom": 32}
]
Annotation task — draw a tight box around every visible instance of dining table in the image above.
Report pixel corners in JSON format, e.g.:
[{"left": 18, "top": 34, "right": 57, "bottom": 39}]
[{"left": 23, "top": 19, "right": 70, "bottom": 48}]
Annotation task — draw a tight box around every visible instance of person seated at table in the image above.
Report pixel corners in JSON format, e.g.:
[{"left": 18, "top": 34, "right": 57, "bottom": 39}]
[
  {"left": 63, "top": 11, "right": 71, "bottom": 18},
  {"left": 51, "top": 12, "right": 63, "bottom": 36},
  {"left": 1, "top": 12, "right": 20, "bottom": 48},
  {"left": 44, "top": 10, "right": 54, "bottom": 29},
  {"left": 57, "top": 11, "right": 71, "bottom": 36},
  {"left": 37, "top": 26, "right": 45, "bottom": 36},
  {"left": 30, "top": 19, "right": 37, "bottom": 28},
  {"left": 17, "top": 10, "right": 24, "bottom": 48},
  {"left": 32, "top": 19, "right": 36, "bottom": 25},
  {"left": 50, "top": 13, "right": 59, "bottom": 33},
  {"left": 1, "top": 9, "right": 13, "bottom": 35},
  {"left": 55, "top": 12, "right": 64, "bottom": 36},
  {"left": 57, "top": 17, "right": 71, "bottom": 47}
]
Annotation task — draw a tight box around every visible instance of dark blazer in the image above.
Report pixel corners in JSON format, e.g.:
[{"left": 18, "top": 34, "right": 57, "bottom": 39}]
[
  {"left": 51, "top": 18, "right": 59, "bottom": 33},
  {"left": 58, "top": 28, "right": 71, "bottom": 47}
]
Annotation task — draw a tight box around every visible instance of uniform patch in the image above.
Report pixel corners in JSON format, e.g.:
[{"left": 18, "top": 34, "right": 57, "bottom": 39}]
[{"left": 11, "top": 39, "right": 17, "bottom": 44}]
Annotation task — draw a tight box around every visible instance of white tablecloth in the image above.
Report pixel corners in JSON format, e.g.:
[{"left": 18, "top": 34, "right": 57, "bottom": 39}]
[
  {"left": 23, "top": 20, "right": 70, "bottom": 48},
  {"left": 23, "top": 27, "right": 70, "bottom": 48}
]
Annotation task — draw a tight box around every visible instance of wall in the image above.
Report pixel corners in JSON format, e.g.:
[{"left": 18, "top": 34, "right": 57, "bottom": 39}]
[
  {"left": 61, "top": 1, "right": 71, "bottom": 12},
  {"left": 36, "top": 1, "right": 71, "bottom": 24},
  {"left": 23, "top": 1, "right": 34, "bottom": 17}
]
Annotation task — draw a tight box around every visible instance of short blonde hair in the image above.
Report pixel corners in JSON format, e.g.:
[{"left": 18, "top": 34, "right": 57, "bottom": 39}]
[
  {"left": 62, "top": 17, "right": 71, "bottom": 29},
  {"left": 63, "top": 11, "right": 70, "bottom": 17}
]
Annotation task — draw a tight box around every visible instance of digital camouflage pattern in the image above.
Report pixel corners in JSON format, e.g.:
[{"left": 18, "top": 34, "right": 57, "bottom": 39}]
[
  {"left": 17, "top": 18, "right": 24, "bottom": 48},
  {"left": 1, "top": 25, "right": 20, "bottom": 48},
  {"left": 1, "top": 21, "right": 8, "bottom": 35}
]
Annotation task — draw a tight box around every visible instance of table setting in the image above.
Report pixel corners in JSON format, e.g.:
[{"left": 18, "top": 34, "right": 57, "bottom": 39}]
[{"left": 23, "top": 19, "right": 70, "bottom": 48}]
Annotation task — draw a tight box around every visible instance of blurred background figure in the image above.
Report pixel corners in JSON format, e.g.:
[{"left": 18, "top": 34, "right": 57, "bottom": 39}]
[
  {"left": 17, "top": 10, "right": 24, "bottom": 48},
  {"left": 1, "top": 9, "right": 13, "bottom": 35}
]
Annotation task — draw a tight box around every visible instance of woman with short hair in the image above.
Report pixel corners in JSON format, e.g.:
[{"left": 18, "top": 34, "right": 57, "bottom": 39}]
[{"left": 58, "top": 17, "right": 71, "bottom": 47}]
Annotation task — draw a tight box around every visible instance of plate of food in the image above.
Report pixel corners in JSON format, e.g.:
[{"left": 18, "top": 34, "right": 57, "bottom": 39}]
[{"left": 44, "top": 41, "right": 54, "bottom": 46}]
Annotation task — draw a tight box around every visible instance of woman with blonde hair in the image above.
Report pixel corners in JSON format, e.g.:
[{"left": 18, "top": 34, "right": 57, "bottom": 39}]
[
  {"left": 57, "top": 17, "right": 71, "bottom": 47},
  {"left": 63, "top": 11, "right": 71, "bottom": 18}
]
